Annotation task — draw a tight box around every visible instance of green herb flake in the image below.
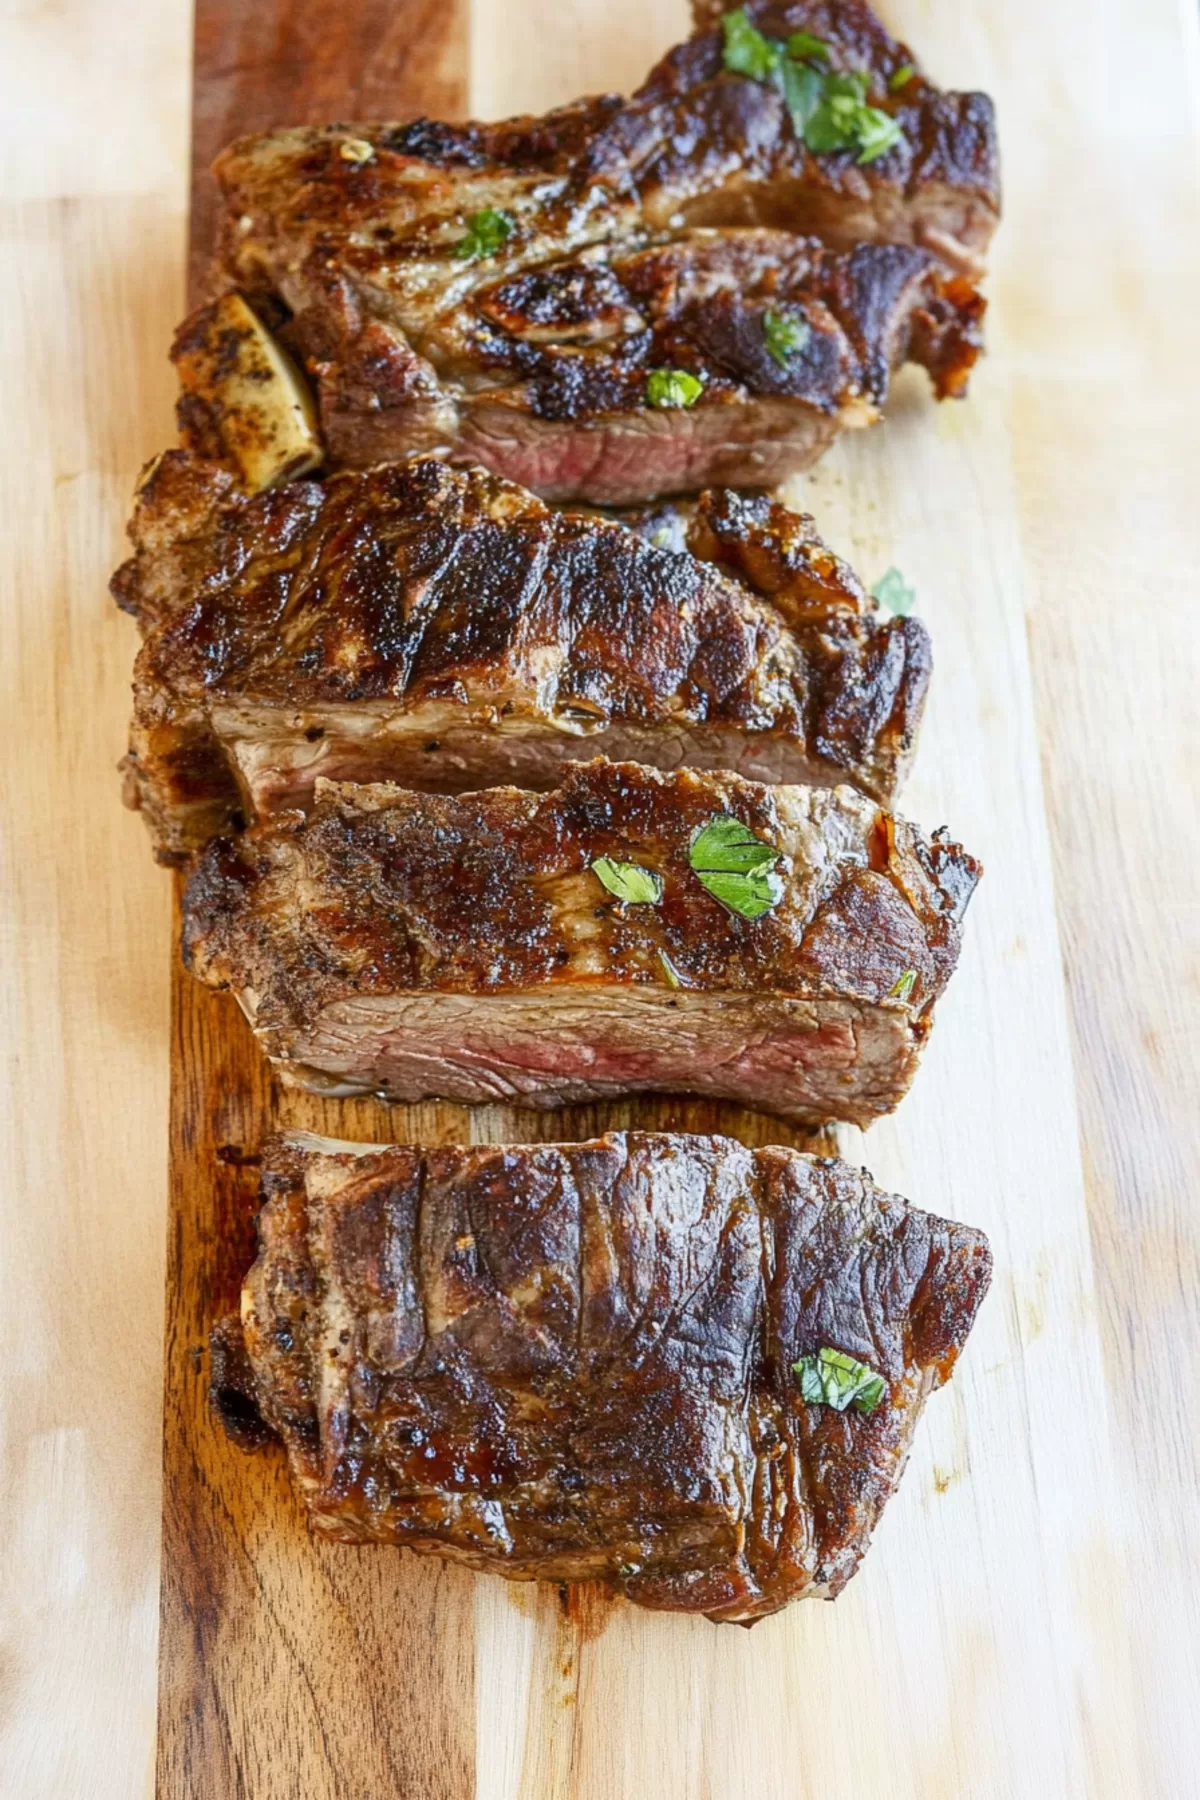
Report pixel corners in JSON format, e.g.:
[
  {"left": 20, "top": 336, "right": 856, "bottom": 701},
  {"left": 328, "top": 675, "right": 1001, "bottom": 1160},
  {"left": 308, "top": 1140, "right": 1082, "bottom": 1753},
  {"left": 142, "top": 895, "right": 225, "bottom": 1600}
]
[
  {"left": 338, "top": 137, "right": 375, "bottom": 165},
  {"left": 780, "top": 56, "right": 825, "bottom": 132},
  {"left": 718, "top": 12, "right": 906, "bottom": 165},
  {"left": 721, "top": 8, "right": 781, "bottom": 81},
  {"left": 590, "top": 857, "right": 664, "bottom": 905},
  {"left": 793, "top": 1347, "right": 887, "bottom": 1414},
  {"left": 871, "top": 566, "right": 917, "bottom": 616},
  {"left": 658, "top": 948, "right": 684, "bottom": 989},
  {"left": 454, "top": 207, "right": 514, "bottom": 261},
  {"left": 802, "top": 71, "right": 902, "bottom": 164},
  {"left": 785, "top": 29, "right": 829, "bottom": 62},
  {"left": 888, "top": 968, "right": 917, "bottom": 1002},
  {"left": 645, "top": 368, "right": 705, "bottom": 410},
  {"left": 762, "top": 307, "right": 811, "bottom": 369},
  {"left": 689, "top": 813, "right": 785, "bottom": 921},
  {"left": 853, "top": 105, "right": 904, "bottom": 163}
]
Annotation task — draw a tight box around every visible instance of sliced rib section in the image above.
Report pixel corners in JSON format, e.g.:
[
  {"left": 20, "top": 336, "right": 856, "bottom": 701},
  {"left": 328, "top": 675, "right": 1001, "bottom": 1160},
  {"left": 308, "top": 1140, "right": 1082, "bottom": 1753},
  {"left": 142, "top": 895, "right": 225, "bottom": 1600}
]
[
  {"left": 196, "top": 1, "right": 996, "bottom": 500},
  {"left": 115, "top": 456, "right": 931, "bottom": 862},
  {"left": 214, "top": 1130, "right": 991, "bottom": 1622},
  {"left": 182, "top": 759, "right": 980, "bottom": 1125}
]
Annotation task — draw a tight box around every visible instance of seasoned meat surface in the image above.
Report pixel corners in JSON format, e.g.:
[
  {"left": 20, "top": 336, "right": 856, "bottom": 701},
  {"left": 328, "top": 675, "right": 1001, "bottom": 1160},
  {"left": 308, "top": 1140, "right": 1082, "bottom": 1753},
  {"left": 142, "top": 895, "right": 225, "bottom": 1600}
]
[
  {"left": 217, "top": 1130, "right": 992, "bottom": 1622},
  {"left": 202, "top": 1, "right": 995, "bottom": 500},
  {"left": 182, "top": 759, "right": 980, "bottom": 1125},
  {"left": 115, "top": 453, "right": 931, "bottom": 861}
]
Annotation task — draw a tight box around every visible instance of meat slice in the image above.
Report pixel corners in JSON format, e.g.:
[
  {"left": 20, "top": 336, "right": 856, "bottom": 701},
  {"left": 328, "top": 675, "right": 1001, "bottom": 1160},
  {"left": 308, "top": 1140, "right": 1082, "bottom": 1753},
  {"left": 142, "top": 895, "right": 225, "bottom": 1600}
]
[
  {"left": 114, "top": 453, "right": 931, "bottom": 862},
  {"left": 198, "top": 0, "right": 995, "bottom": 501},
  {"left": 213, "top": 1130, "right": 992, "bottom": 1623},
  {"left": 185, "top": 237, "right": 981, "bottom": 504},
  {"left": 181, "top": 759, "right": 980, "bottom": 1126}
]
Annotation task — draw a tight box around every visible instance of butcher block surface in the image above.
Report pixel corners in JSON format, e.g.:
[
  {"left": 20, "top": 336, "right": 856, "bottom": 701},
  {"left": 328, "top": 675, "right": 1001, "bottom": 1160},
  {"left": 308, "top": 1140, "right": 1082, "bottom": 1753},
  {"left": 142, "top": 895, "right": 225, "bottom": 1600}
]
[{"left": 1, "top": 0, "right": 1198, "bottom": 1796}]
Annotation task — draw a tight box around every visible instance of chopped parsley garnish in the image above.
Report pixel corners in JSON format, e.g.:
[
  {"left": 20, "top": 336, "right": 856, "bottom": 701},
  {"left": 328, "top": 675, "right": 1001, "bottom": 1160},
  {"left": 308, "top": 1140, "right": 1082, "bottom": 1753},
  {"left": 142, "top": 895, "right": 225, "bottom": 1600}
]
[
  {"left": 689, "top": 814, "right": 784, "bottom": 920},
  {"left": 645, "top": 368, "right": 705, "bottom": 409},
  {"left": 658, "top": 948, "right": 684, "bottom": 989},
  {"left": 802, "top": 70, "right": 903, "bottom": 163},
  {"left": 889, "top": 62, "right": 916, "bottom": 90},
  {"left": 720, "top": 10, "right": 904, "bottom": 165},
  {"left": 762, "top": 307, "right": 811, "bottom": 368},
  {"left": 786, "top": 29, "right": 829, "bottom": 61},
  {"left": 794, "top": 1347, "right": 887, "bottom": 1414},
  {"left": 454, "top": 207, "right": 514, "bottom": 261},
  {"left": 888, "top": 968, "right": 917, "bottom": 1002},
  {"left": 871, "top": 566, "right": 917, "bottom": 616},
  {"left": 779, "top": 57, "right": 825, "bottom": 132},
  {"left": 590, "top": 857, "right": 664, "bottom": 905},
  {"left": 720, "top": 8, "right": 781, "bottom": 80}
]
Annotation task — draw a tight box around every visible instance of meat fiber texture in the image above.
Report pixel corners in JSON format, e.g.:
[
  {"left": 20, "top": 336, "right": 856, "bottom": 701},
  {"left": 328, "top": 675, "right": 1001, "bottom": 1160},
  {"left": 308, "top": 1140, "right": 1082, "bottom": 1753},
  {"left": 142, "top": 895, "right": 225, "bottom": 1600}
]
[
  {"left": 193, "top": 0, "right": 996, "bottom": 501},
  {"left": 211, "top": 1130, "right": 992, "bottom": 1622},
  {"left": 114, "top": 453, "right": 931, "bottom": 862},
  {"left": 181, "top": 758, "right": 980, "bottom": 1126}
]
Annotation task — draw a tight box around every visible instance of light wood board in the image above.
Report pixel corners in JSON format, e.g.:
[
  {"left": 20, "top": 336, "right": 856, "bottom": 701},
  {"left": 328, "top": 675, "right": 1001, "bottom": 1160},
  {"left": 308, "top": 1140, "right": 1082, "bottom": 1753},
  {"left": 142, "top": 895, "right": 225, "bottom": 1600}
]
[{"left": 2, "top": 0, "right": 1199, "bottom": 1795}]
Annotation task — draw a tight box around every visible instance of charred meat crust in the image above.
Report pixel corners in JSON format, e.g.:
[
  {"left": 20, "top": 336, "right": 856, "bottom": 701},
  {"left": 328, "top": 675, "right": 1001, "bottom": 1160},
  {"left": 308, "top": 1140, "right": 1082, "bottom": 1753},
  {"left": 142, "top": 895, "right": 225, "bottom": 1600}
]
[
  {"left": 213, "top": 2, "right": 998, "bottom": 274},
  {"left": 221, "top": 1129, "right": 992, "bottom": 1621},
  {"left": 114, "top": 454, "right": 932, "bottom": 861},
  {"left": 196, "top": 232, "right": 982, "bottom": 502},
  {"left": 202, "top": 0, "right": 995, "bottom": 499},
  {"left": 180, "top": 759, "right": 980, "bottom": 1122}
]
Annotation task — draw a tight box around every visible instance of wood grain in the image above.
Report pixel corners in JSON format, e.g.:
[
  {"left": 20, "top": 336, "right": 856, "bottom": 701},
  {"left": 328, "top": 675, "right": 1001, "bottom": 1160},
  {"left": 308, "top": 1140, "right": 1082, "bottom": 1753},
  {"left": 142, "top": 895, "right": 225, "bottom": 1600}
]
[
  {"left": 158, "top": 10, "right": 483, "bottom": 1795},
  {"left": 5, "top": 0, "right": 1200, "bottom": 1794},
  {"left": 0, "top": 4, "right": 189, "bottom": 1796}
]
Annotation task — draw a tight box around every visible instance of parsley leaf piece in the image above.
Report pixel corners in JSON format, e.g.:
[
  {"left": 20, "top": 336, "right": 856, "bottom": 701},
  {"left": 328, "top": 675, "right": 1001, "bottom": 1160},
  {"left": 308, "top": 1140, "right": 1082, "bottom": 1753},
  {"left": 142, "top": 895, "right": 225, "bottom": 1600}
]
[
  {"left": 785, "top": 29, "right": 829, "bottom": 61},
  {"left": 871, "top": 566, "right": 917, "bottom": 615},
  {"left": 454, "top": 207, "right": 514, "bottom": 261},
  {"left": 697, "top": 867, "right": 784, "bottom": 918},
  {"left": 889, "top": 62, "right": 916, "bottom": 90},
  {"left": 689, "top": 814, "right": 785, "bottom": 920},
  {"left": 763, "top": 307, "right": 811, "bottom": 368},
  {"left": 590, "top": 857, "right": 664, "bottom": 905},
  {"left": 658, "top": 948, "right": 684, "bottom": 989},
  {"left": 721, "top": 8, "right": 781, "bottom": 81},
  {"left": 802, "top": 84, "right": 865, "bottom": 153},
  {"left": 888, "top": 968, "right": 917, "bottom": 1002},
  {"left": 854, "top": 105, "right": 904, "bottom": 163},
  {"left": 793, "top": 1347, "right": 887, "bottom": 1414},
  {"left": 780, "top": 57, "right": 825, "bottom": 134},
  {"left": 646, "top": 368, "right": 705, "bottom": 409},
  {"left": 802, "top": 71, "right": 903, "bottom": 163}
]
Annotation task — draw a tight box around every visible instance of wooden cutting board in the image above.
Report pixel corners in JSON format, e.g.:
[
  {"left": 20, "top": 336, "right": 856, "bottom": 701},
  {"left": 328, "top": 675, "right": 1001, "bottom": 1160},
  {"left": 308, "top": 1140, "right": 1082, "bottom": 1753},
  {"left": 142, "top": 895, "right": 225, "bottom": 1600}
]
[{"left": 155, "top": 4, "right": 1145, "bottom": 1796}]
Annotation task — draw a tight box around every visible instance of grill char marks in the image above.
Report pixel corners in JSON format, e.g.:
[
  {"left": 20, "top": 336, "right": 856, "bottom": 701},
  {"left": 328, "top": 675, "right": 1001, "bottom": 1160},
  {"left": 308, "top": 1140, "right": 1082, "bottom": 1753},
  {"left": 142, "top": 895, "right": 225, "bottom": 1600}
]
[
  {"left": 223, "top": 1130, "right": 991, "bottom": 1622},
  {"left": 115, "top": 455, "right": 932, "bottom": 862},
  {"left": 624, "top": 1, "right": 999, "bottom": 259},
  {"left": 204, "top": 0, "right": 995, "bottom": 501},
  {"left": 180, "top": 759, "right": 980, "bottom": 1125}
]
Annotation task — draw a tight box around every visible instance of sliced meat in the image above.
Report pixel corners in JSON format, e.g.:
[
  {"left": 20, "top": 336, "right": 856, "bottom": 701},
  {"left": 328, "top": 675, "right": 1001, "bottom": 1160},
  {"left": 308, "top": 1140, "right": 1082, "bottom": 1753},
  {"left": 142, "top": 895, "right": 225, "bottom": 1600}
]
[
  {"left": 114, "top": 453, "right": 931, "bottom": 863},
  {"left": 200, "top": 0, "right": 996, "bottom": 501},
  {"left": 181, "top": 759, "right": 980, "bottom": 1126},
  {"left": 216, "top": 1129, "right": 992, "bottom": 1622},
  {"left": 196, "top": 230, "right": 981, "bottom": 505}
]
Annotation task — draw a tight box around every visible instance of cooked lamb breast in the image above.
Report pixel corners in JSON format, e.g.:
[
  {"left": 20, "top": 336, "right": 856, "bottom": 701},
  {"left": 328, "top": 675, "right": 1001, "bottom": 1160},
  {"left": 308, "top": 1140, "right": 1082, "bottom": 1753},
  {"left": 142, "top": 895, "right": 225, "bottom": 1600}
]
[
  {"left": 198, "top": 1, "right": 994, "bottom": 501},
  {"left": 212, "top": 1130, "right": 992, "bottom": 1622},
  {"left": 114, "top": 454, "right": 931, "bottom": 862},
  {"left": 181, "top": 759, "right": 980, "bottom": 1125}
]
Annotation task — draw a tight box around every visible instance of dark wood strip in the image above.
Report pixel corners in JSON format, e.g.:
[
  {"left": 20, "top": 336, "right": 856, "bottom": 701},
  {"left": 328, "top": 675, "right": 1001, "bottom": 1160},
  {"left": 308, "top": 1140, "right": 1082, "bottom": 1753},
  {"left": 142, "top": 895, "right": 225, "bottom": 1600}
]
[{"left": 157, "top": 0, "right": 476, "bottom": 1790}]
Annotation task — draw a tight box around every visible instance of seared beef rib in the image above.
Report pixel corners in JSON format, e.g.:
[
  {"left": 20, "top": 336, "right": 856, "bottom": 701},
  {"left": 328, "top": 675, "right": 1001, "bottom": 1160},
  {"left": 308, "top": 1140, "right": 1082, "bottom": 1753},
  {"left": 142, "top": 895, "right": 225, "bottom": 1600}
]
[
  {"left": 115, "top": 453, "right": 932, "bottom": 861},
  {"left": 181, "top": 758, "right": 980, "bottom": 1126},
  {"left": 213, "top": 1129, "right": 992, "bottom": 1622}
]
